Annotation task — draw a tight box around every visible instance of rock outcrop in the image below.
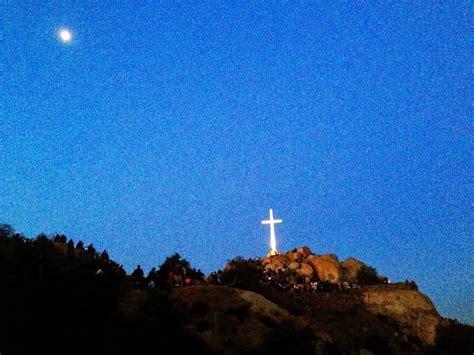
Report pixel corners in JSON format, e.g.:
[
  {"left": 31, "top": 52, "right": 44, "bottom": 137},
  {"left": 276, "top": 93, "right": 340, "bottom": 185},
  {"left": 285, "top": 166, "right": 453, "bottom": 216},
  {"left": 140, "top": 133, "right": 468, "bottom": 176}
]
[
  {"left": 261, "top": 247, "right": 449, "bottom": 346},
  {"left": 263, "top": 247, "right": 345, "bottom": 283},
  {"left": 362, "top": 285, "right": 445, "bottom": 345},
  {"left": 341, "top": 257, "right": 366, "bottom": 282},
  {"left": 307, "top": 254, "right": 342, "bottom": 282},
  {"left": 170, "top": 286, "right": 298, "bottom": 354},
  {"left": 296, "top": 262, "right": 314, "bottom": 278}
]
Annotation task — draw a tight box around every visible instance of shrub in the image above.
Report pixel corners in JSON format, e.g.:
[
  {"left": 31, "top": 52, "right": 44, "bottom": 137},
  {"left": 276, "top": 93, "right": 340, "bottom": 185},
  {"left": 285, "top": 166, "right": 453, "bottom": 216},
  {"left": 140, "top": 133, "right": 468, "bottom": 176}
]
[
  {"left": 220, "top": 257, "right": 263, "bottom": 292},
  {"left": 356, "top": 266, "right": 379, "bottom": 285}
]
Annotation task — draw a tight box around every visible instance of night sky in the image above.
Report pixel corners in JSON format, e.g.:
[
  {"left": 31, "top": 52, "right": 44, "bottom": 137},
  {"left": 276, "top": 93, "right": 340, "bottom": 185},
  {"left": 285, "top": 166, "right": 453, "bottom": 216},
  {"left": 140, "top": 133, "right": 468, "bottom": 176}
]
[{"left": 1, "top": 2, "right": 472, "bottom": 324}]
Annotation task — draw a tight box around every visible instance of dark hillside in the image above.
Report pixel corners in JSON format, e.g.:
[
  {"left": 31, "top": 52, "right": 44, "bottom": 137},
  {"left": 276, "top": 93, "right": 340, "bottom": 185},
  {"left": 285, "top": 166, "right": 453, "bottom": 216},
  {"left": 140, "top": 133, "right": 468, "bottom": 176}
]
[{"left": 0, "top": 226, "right": 472, "bottom": 354}]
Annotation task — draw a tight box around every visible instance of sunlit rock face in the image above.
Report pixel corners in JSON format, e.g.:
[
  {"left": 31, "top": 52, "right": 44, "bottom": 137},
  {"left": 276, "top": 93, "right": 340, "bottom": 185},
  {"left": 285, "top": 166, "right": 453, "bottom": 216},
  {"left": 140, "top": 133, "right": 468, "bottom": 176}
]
[
  {"left": 286, "top": 251, "right": 302, "bottom": 262},
  {"left": 270, "top": 255, "right": 288, "bottom": 268},
  {"left": 264, "top": 247, "right": 346, "bottom": 283},
  {"left": 296, "top": 262, "right": 313, "bottom": 278},
  {"left": 306, "top": 254, "right": 342, "bottom": 283},
  {"left": 296, "top": 246, "right": 312, "bottom": 259},
  {"left": 341, "top": 257, "right": 366, "bottom": 282},
  {"left": 288, "top": 261, "right": 300, "bottom": 271},
  {"left": 362, "top": 285, "right": 445, "bottom": 345}
]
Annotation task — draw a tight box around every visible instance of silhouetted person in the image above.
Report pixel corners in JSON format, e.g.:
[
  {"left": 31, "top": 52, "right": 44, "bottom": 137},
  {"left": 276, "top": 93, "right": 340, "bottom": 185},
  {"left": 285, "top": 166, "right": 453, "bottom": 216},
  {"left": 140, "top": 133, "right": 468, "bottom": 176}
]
[
  {"left": 147, "top": 267, "right": 157, "bottom": 283},
  {"left": 87, "top": 243, "right": 96, "bottom": 255},
  {"left": 100, "top": 250, "right": 109, "bottom": 261},
  {"left": 76, "top": 241, "right": 84, "bottom": 250},
  {"left": 131, "top": 265, "right": 145, "bottom": 288},
  {"left": 196, "top": 269, "right": 204, "bottom": 280},
  {"left": 147, "top": 268, "right": 157, "bottom": 288},
  {"left": 173, "top": 265, "right": 183, "bottom": 287}
]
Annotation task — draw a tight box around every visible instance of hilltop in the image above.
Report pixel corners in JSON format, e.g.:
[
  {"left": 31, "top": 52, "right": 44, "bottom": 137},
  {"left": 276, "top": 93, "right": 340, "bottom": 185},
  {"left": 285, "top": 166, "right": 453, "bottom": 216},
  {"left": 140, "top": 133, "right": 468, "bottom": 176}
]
[{"left": 0, "top": 225, "right": 472, "bottom": 354}]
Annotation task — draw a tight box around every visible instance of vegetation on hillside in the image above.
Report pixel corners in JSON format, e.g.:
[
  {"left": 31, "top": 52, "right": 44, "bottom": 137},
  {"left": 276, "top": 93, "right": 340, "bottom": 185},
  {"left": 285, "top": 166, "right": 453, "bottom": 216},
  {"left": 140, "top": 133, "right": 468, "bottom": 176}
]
[
  {"left": 220, "top": 256, "right": 263, "bottom": 292},
  {"left": 0, "top": 224, "right": 472, "bottom": 354}
]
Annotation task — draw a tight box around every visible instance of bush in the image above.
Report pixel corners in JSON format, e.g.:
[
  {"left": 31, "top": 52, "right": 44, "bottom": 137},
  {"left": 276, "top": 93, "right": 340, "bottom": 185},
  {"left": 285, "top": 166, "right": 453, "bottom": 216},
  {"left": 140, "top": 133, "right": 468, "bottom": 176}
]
[
  {"left": 220, "top": 257, "right": 263, "bottom": 292},
  {"left": 356, "top": 266, "right": 379, "bottom": 285},
  {"left": 0, "top": 224, "right": 14, "bottom": 238}
]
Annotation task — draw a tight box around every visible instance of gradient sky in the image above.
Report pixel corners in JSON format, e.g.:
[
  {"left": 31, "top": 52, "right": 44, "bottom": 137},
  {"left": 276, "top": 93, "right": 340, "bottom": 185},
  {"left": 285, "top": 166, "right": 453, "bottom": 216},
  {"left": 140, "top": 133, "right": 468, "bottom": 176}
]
[{"left": 1, "top": 2, "right": 472, "bottom": 324}]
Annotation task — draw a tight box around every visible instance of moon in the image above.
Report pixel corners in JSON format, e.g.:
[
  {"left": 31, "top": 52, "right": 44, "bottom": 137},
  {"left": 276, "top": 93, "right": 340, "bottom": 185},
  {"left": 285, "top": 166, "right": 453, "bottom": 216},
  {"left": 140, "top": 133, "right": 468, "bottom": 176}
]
[{"left": 58, "top": 28, "right": 73, "bottom": 43}]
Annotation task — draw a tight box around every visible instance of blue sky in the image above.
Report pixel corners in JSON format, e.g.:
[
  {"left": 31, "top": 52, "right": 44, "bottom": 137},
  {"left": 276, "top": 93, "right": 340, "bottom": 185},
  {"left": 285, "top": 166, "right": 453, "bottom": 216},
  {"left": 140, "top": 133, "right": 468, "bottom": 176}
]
[{"left": 1, "top": 2, "right": 472, "bottom": 324}]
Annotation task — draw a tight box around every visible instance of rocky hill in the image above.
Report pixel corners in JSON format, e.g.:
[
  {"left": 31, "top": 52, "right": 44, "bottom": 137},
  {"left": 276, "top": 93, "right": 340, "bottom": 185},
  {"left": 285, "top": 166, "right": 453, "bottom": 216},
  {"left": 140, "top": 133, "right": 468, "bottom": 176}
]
[{"left": 0, "top": 226, "right": 472, "bottom": 354}]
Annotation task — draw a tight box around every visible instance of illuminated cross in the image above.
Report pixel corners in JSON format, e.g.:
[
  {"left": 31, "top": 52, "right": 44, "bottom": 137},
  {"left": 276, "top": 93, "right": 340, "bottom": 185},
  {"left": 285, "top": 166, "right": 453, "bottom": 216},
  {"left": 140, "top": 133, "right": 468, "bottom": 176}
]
[{"left": 261, "top": 208, "right": 283, "bottom": 257}]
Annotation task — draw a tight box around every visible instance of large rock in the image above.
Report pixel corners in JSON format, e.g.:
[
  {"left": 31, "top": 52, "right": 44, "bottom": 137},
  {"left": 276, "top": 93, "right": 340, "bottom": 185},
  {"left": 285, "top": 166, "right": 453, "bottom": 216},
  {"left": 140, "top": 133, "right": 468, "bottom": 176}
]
[
  {"left": 240, "top": 290, "right": 290, "bottom": 322},
  {"left": 271, "top": 255, "right": 288, "bottom": 268},
  {"left": 363, "top": 287, "right": 444, "bottom": 345},
  {"left": 306, "top": 254, "right": 342, "bottom": 283},
  {"left": 171, "top": 286, "right": 295, "bottom": 354},
  {"left": 288, "top": 261, "right": 300, "bottom": 271},
  {"left": 264, "top": 263, "right": 277, "bottom": 271},
  {"left": 287, "top": 251, "right": 301, "bottom": 262},
  {"left": 296, "top": 246, "right": 312, "bottom": 259},
  {"left": 296, "top": 262, "right": 314, "bottom": 278},
  {"left": 341, "top": 257, "right": 366, "bottom": 282}
]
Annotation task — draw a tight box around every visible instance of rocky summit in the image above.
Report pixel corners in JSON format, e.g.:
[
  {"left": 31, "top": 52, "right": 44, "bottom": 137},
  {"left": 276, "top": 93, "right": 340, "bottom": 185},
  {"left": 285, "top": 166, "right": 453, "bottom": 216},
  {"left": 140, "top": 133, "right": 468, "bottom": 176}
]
[{"left": 256, "top": 247, "right": 445, "bottom": 345}]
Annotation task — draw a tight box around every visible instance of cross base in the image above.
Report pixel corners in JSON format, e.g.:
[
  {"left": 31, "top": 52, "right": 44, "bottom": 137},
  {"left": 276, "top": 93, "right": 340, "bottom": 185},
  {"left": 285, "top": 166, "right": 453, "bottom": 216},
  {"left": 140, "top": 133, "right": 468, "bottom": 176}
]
[{"left": 267, "top": 250, "right": 281, "bottom": 257}]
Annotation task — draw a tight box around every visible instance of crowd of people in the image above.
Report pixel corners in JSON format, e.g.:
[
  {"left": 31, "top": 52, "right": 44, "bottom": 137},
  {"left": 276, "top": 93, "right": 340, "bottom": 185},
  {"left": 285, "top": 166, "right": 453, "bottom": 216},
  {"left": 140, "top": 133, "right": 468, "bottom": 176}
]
[
  {"left": 130, "top": 264, "right": 207, "bottom": 289},
  {"left": 260, "top": 268, "right": 361, "bottom": 293},
  {"left": 52, "top": 234, "right": 126, "bottom": 278}
]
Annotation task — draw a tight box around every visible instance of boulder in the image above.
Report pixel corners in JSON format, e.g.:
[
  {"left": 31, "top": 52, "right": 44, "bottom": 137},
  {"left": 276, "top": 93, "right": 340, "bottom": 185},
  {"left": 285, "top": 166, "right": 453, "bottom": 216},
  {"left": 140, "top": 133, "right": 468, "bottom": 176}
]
[
  {"left": 271, "top": 255, "right": 288, "bottom": 268},
  {"left": 325, "top": 254, "right": 339, "bottom": 262},
  {"left": 363, "top": 288, "right": 444, "bottom": 345},
  {"left": 296, "top": 246, "right": 312, "bottom": 259},
  {"left": 275, "top": 266, "right": 286, "bottom": 273},
  {"left": 264, "top": 263, "right": 277, "bottom": 271},
  {"left": 341, "top": 257, "right": 366, "bottom": 282},
  {"left": 240, "top": 290, "right": 290, "bottom": 322},
  {"left": 288, "top": 261, "right": 300, "bottom": 271},
  {"left": 306, "top": 254, "right": 342, "bottom": 282},
  {"left": 296, "top": 262, "right": 314, "bottom": 278},
  {"left": 286, "top": 251, "right": 301, "bottom": 262}
]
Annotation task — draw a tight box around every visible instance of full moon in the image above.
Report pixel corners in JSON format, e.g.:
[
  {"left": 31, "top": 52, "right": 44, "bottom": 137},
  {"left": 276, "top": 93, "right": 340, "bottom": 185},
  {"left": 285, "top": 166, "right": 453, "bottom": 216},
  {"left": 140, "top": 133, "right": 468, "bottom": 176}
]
[{"left": 58, "top": 29, "right": 73, "bottom": 43}]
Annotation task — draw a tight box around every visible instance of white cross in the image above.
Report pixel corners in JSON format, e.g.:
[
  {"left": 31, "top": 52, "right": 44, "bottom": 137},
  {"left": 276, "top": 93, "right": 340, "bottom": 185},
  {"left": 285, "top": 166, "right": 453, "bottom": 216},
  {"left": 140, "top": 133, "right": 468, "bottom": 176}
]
[{"left": 261, "top": 208, "right": 282, "bottom": 256}]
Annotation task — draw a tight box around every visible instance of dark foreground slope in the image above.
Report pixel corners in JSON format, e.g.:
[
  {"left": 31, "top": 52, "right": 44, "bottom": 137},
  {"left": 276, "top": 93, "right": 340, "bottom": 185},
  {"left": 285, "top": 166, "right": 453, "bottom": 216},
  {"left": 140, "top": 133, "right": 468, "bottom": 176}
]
[
  {"left": 0, "top": 232, "right": 209, "bottom": 354},
  {"left": 0, "top": 230, "right": 472, "bottom": 354}
]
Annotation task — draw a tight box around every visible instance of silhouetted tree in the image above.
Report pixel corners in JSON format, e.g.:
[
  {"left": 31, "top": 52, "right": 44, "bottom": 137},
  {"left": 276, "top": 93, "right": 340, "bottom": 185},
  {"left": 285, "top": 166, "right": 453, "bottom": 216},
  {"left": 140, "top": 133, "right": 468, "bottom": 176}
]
[
  {"left": 220, "top": 257, "right": 263, "bottom": 292},
  {"left": 357, "top": 266, "right": 379, "bottom": 285},
  {"left": 0, "top": 224, "right": 14, "bottom": 238}
]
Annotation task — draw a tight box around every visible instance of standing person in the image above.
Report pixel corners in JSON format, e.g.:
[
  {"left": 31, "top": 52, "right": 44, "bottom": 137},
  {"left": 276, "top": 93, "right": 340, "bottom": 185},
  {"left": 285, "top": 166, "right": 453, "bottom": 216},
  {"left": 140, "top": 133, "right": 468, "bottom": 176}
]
[
  {"left": 131, "top": 265, "right": 145, "bottom": 289},
  {"left": 146, "top": 267, "right": 158, "bottom": 288},
  {"left": 173, "top": 265, "right": 183, "bottom": 287}
]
